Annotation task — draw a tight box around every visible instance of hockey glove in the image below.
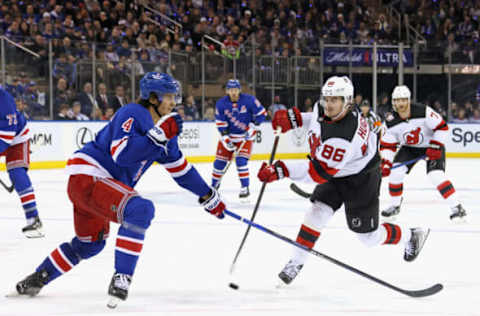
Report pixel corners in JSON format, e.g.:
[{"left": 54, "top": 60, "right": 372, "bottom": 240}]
[
  {"left": 366, "top": 112, "right": 383, "bottom": 135},
  {"left": 257, "top": 161, "right": 289, "bottom": 183},
  {"left": 245, "top": 122, "right": 259, "bottom": 140},
  {"left": 272, "top": 107, "right": 302, "bottom": 133},
  {"left": 426, "top": 140, "right": 443, "bottom": 161},
  {"left": 147, "top": 113, "right": 183, "bottom": 146},
  {"left": 381, "top": 159, "right": 392, "bottom": 177},
  {"left": 221, "top": 135, "right": 236, "bottom": 152},
  {"left": 199, "top": 189, "right": 226, "bottom": 219}
]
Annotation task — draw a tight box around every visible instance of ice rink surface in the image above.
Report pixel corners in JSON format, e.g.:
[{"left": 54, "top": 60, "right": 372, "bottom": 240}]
[{"left": 0, "top": 159, "right": 479, "bottom": 316}]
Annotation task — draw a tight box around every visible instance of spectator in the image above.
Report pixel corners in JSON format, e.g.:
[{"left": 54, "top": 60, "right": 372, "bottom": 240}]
[
  {"left": 184, "top": 95, "right": 200, "bottom": 120},
  {"left": 55, "top": 103, "right": 71, "bottom": 120},
  {"left": 110, "top": 85, "right": 127, "bottom": 111},
  {"left": 102, "top": 107, "right": 115, "bottom": 120},
  {"left": 469, "top": 108, "right": 480, "bottom": 123},
  {"left": 268, "top": 96, "right": 287, "bottom": 119},
  {"left": 96, "top": 82, "right": 110, "bottom": 112},
  {"left": 77, "top": 82, "right": 98, "bottom": 118},
  {"left": 70, "top": 101, "right": 90, "bottom": 120},
  {"left": 116, "top": 39, "right": 132, "bottom": 58},
  {"left": 451, "top": 107, "right": 468, "bottom": 123},
  {"left": 302, "top": 97, "right": 313, "bottom": 113},
  {"left": 203, "top": 106, "right": 215, "bottom": 121},
  {"left": 176, "top": 105, "right": 189, "bottom": 121}
]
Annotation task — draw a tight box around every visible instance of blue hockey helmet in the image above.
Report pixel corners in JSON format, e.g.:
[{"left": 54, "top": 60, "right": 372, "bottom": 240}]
[
  {"left": 226, "top": 79, "right": 241, "bottom": 90},
  {"left": 139, "top": 72, "right": 179, "bottom": 101}
]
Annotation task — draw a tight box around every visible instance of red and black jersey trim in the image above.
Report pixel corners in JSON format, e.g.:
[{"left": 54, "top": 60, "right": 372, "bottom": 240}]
[
  {"left": 380, "top": 141, "right": 398, "bottom": 152},
  {"left": 434, "top": 121, "right": 448, "bottom": 132},
  {"left": 307, "top": 155, "right": 338, "bottom": 184}
]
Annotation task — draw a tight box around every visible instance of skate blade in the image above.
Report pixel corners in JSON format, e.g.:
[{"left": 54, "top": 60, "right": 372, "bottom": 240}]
[
  {"left": 450, "top": 217, "right": 467, "bottom": 224},
  {"left": 5, "top": 291, "right": 20, "bottom": 298},
  {"left": 24, "top": 230, "right": 45, "bottom": 238},
  {"left": 107, "top": 296, "right": 121, "bottom": 309}
]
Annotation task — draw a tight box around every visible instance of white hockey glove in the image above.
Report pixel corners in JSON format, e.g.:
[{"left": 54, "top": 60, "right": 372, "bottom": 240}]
[
  {"left": 221, "top": 135, "right": 236, "bottom": 152},
  {"left": 147, "top": 113, "right": 183, "bottom": 146}
]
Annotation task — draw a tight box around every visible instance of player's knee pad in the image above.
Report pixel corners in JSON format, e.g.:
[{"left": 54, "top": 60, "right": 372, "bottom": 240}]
[
  {"left": 304, "top": 201, "right": 334, "bottom": 231},
  {"left": 70, "top": 237, "right": 105, "bottom": 260},
  {"left": 123, "top": 197, "right": 155, "bottom": 231},
  {"left": 356, "top": 229, "right": 384, "bottom": 247},
  {"left": 235, "top": 156, "right": 248, "bottom": 167},
  {"left": 7, "top": 167, "right": 31, "bottom": 191},
  {"left": 389, "top": 165, "right": 407, "bottom": 183}
]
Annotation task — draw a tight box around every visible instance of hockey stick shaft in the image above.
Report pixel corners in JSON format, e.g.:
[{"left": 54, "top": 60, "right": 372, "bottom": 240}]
[
  {"left": 224, "top": 209, "right": 443, "bottom": 297},
  {"left": 290, "top": 155, "right": 427, "bottom": 199},
  {"left": 229, "top": 127, "right": 281, "bottom": 275},
  {"left": 0, "top": 178, "right": 14, "bottom": 193}
]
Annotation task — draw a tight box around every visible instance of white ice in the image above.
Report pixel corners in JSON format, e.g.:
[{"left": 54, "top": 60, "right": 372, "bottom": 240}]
[{"left": 0, "top": 159, "right": 479, "bottom": 316}]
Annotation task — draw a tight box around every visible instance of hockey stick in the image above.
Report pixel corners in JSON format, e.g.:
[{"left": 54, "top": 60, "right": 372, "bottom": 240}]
[
  {"left": 0, "top": 178, "right": 14, "bottom": 193},
  {"left": 290, "top": 155, "right": 427, "bottom": 199},
  {"left": 229, "top": 127, "right": 281, "bottom": 276},
  {"left": 215, "top": 140, "right": 248, "bottom": 189},
  {"left": 224, "top": 209, "right": 443, "bottom": 298}
]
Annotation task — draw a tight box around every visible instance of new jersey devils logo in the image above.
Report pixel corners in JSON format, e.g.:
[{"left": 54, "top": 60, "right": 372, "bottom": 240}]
[
  {"left": 403, "top": 127, "right": 423, "bottom": 145},
  {"left": 308, "top": 132, "right": 321, "bottom": 156}
]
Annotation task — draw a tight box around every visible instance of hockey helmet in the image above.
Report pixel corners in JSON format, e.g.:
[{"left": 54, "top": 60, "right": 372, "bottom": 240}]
[
  {"left": 139, "top": 72, "right": 180, "bottom": 102},
  {"left": 226, "top": 79, "right": 241, "bottom": 90}
]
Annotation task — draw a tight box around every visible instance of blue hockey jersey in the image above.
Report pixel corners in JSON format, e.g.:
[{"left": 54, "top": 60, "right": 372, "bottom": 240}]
[
  {"left": 215, "top": 93, "right": 266, "bottom": 142},
  {"left": 0, "top": 88, "right": 29, "bottom": 154},
  {"left": 65, "top": 103, "right": 211, "bottom": 197}
]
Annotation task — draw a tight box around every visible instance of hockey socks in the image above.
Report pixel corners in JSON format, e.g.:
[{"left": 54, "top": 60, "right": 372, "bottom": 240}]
[
  {"left": 428, "top": 170, "right": 460, "bottom": 208},
  {"left": 211, "top": 158, "right": 228, "bottom": 188},
  {"left": 36, "top": 237, "right": 106, "bottom": 284},
  {"left": 115, "top": 226, "right": 144, "bottom": 276},
  {"left": 236, "top": 157, "right": 249, "bottom": 188},
  {"left": 9, "top": 168, "right": 38, "bottom": 222},
  {"left": 291, "top": 224, "right": 321, "bottom": 264},
  {"left": 388, "top": 183, "right": 403, "bottom": 207},
  {"left": 382, "top": 223, "right": 412, "bottom": 245}
]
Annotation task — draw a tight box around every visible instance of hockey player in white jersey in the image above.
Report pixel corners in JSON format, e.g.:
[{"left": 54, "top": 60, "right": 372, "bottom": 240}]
[
  {"left": 257, "top": 76, "right": 430, "bottom": 285},
  {"left": 380, "top": 85, "right": 466, "bottom": 221}
]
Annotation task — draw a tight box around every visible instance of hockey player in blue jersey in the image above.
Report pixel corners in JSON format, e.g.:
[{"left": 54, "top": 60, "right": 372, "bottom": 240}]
[
  {"left": 211, "top": 79, "right": 267, "bottom": 201},
  {"left": 14, "top": 72, "right": 228, "bottom": 308},
  {"left": 0, "top": 88, "right": 43, "bottom": 238}
]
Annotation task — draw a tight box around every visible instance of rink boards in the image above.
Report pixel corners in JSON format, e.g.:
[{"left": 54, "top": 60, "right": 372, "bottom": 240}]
[{"left": 1, "top": 121, "right": 480, "bottom": 170}]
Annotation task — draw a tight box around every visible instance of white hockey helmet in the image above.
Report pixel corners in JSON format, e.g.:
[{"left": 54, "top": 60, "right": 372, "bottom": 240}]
[
  {"left": 391, "top": 85, "right": 411, "bottom": 101},
  {"left": 320, "top": 76, "right": 354, "bottom": 120},
  {"left": 321, "top": 76, "right": 354, "bottom": 105}
]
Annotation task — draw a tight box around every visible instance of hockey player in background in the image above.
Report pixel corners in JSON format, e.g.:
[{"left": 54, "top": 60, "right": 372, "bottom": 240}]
[
  {"left": 14, "top": 72, "right": 227, "bottom": 307},
  {"left": 211, "top": 79, "right": 266, "bottom": 201},
  {"left": 0, "top": 88, "right": 43, "bottom": 238},
  {"left": 257, "top": 76, "right": 430, "bottom": 285},
  {"left": 380, "top": 85, "right": 467, "bottom": 221}
]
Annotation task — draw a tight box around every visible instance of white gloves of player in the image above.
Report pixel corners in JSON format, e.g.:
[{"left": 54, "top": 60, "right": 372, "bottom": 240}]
[
  {"left": 246, "top": 123, "right": 260, "bottom": 140},
  {"left": 147, "top": 113, "right": 183, "bottom": 146},
  {"left": 366, "top": 111, "right": 384, "bottom": 135},
  {"left": 221, "top": 134, "right": 236, "bottom": 152}
]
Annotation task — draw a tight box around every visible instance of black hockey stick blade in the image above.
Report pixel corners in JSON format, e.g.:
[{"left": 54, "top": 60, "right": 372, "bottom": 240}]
[
  {"left": 0, "top": 178, "right": 14, "bottom": 193},
  {"left": 400, "top": 283, "right": 443, "bottom": 298},
  {"left": 290, "top": 183, "right": 311, "bottom": 199}
]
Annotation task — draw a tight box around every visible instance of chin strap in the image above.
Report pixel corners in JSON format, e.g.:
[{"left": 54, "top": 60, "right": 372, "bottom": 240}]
[{"left": 330, "top": 103, "right": 352, "bottom": 122}]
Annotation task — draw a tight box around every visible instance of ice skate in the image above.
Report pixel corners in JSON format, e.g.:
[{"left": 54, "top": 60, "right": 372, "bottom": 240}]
[
  {"left": 107, "top": 273, "right": 131, "bottom": 309},
  {"left": 22, "top": 216, "right": 44, "bottom": 238},
  {"left": 381, "top": 199, "right": 402, "bottom": 219},
  {"left": 404, "top": 228, "right": 430, "bottom": 262},
  {"left": 278, "top": 260, "right": 303, "bottom": 286},
  {"left": 15, "top": 269, "right": 49, "bottom": 297},
  {"left": 239, "top": 186, "right": 250, "bottom": 203},
  {"left": 450, "top": 204, "right": 467, "bottom": 223}
]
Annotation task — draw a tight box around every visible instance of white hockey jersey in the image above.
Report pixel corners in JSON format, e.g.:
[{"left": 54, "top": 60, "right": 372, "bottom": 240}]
[
  {"left": 380, "top": 104, "right": 448, "bottom": 163},
  {"left": 284, "top": 104, "right": 380, "bottom": 184}
]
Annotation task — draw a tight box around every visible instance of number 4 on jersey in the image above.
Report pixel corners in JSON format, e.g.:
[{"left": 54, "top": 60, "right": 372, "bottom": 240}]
[{"left": 121, "top": 118, "right": 134, "bottom": 133}]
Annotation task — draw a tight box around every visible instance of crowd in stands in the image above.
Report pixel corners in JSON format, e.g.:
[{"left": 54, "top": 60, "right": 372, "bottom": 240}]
[{"left": 1, "top": 0, "right": 480, "bottom": 122}]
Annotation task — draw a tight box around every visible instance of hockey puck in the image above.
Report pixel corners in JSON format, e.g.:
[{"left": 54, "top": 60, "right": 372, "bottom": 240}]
[{"left": 229, "top": 282, "right": 239, "bottom": 290}]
